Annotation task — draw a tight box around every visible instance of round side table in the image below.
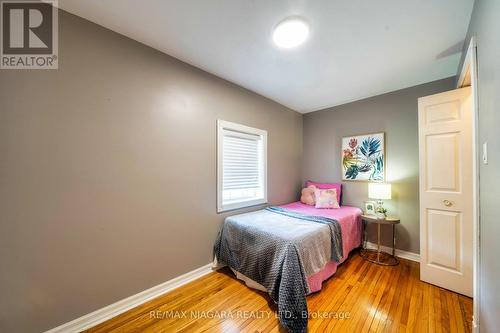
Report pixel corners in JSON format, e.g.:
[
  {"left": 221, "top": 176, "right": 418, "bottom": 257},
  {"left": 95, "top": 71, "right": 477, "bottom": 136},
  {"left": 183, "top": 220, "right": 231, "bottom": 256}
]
[{"left": 360, "top": 214, "right": 400, "bottom": 266}]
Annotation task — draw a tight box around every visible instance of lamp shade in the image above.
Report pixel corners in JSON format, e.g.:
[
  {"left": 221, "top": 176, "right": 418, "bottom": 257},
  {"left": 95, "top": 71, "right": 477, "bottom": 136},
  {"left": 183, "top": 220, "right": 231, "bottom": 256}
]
[{"left": 368, "top": 183, "right": 392, "bottom": 200}]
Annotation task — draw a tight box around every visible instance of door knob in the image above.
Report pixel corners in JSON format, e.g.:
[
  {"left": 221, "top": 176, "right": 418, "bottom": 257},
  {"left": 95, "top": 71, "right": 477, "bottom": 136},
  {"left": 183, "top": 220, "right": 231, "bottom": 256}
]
[{"left": 443, "top": 199, "right": 453, "bottom": 207}]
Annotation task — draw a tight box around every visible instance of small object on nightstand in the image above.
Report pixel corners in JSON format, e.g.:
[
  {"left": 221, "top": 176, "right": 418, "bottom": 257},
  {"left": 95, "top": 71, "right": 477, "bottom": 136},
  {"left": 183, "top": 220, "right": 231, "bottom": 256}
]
[
  {"left": 364, "top": 201, "right": 376, "bottom": 215},
  {"left": 360, "top": 214, "right": 400, "bottom": 266}
]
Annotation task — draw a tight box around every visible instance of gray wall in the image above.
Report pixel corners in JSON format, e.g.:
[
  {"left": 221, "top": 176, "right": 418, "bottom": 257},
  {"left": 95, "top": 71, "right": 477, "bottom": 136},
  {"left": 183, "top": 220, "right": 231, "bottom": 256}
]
[
  {"left": 0, "top": 11, "right": 303, "bottom": 333},
  {"left": 459, "top": 1, "right": 500, "bottom": 331},
  {"left": 302, "top": 78, "right": 456, "bottom": 253}
]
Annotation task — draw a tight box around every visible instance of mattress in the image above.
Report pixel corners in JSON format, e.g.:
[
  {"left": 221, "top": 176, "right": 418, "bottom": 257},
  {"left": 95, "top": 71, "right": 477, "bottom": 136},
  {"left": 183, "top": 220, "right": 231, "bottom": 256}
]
[{"left": 231, "top": 202, "right": 362, "bottom": 293}]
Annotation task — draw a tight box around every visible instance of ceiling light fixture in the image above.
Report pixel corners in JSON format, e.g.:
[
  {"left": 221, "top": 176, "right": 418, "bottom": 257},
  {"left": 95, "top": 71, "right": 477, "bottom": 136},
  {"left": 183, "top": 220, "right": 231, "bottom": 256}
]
[{"left": 272, "top": 17, "right": 310, "bottom": 49}]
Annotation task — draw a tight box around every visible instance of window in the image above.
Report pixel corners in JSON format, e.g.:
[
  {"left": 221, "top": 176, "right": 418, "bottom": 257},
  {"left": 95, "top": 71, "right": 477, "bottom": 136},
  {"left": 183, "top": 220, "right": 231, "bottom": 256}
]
[{"left": 217, "top": 120, "right": 267, "bottom": 212}]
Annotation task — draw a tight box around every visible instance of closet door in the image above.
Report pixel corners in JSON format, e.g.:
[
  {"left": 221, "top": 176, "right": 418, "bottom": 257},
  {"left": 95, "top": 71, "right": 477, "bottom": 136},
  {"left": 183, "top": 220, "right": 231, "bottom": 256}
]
[{"left": 418, "top": 87, "right": 473, "bottom": 297}]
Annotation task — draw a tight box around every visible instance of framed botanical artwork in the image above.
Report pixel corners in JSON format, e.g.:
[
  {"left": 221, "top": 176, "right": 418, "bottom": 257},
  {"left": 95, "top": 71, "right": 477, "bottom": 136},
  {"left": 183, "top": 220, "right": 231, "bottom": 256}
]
[
  {"left": 342, "top": 132, "right": 385, "bottom": 181},
  {"left": 364, "top": 201, "right": 376, "bottom": 215}
]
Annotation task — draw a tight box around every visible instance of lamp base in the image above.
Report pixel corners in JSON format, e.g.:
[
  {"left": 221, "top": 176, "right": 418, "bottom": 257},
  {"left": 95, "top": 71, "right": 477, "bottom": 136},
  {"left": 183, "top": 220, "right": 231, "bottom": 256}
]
[{"left": 375, "top": 200, "right": 388, "bottom": 217}]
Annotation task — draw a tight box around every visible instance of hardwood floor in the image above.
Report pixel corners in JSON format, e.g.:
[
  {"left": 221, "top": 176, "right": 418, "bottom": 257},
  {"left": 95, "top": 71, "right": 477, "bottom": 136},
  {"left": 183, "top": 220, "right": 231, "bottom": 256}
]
[{"left": 85, "top": 252, "right": 472, "bottom": 332}]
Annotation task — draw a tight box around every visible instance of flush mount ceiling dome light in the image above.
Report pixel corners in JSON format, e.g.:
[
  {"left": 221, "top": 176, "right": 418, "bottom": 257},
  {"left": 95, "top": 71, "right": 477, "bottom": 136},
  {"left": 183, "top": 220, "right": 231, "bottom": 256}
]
[{"left": 272, "top": 17, "right": 310, "bottom": 48}]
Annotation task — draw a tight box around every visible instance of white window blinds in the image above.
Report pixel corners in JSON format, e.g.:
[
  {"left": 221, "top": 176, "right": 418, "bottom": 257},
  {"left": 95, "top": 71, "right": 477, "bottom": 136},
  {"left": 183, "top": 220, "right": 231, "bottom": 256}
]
[{"left": 217, "top": 120, "right": 267, "bottom": 212}]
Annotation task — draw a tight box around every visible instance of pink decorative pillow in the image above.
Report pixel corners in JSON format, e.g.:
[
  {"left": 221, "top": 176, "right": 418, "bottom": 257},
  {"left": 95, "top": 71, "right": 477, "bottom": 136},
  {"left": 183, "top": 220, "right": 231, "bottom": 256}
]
[
  {"left": 300, "top": 185, "right": 317, "bottom": 206},
  {"left": 314, "top": 188, "right": 340, "bottom": 209},
  {"left": 306, "top": 181, "right": 342, "bottom": 204}
]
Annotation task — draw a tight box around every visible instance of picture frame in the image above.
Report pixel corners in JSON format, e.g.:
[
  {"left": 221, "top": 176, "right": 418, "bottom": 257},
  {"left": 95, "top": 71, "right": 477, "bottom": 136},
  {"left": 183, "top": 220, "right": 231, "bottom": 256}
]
[
  {"left": 364, "top": 201, "right": 376, "bottom": 215},
  {"left": 341, "top": 132, "right": 385, "bottom": 182}
]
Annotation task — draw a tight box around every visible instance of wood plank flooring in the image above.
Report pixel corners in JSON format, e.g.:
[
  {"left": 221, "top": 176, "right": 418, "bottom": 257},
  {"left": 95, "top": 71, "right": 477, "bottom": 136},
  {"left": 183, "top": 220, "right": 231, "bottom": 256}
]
[{"left": 85, "top": 251, "right": 472, "bottom": 332}]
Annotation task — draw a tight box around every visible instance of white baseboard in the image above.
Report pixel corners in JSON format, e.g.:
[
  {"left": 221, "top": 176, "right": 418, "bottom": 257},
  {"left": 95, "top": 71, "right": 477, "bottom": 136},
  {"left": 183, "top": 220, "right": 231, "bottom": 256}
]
[
  {"left": 44, "top": 263, "right": 213, "bottom": 333},
  {"left": 365, "top": 242, "right": 420, "bottom": 262}
]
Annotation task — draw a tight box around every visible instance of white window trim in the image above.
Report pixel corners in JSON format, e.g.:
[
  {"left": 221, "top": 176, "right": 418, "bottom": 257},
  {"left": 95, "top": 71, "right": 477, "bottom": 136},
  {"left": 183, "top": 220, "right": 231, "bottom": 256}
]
[{"left": 217, "top": 120, "right": 267, "bottom": 213}]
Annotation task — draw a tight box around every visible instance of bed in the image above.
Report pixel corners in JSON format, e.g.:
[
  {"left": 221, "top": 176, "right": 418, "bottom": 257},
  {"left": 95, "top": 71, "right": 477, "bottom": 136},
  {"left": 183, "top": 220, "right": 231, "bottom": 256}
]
[{"left": 213, "top": 201, "right": 362, "bottom": 333}]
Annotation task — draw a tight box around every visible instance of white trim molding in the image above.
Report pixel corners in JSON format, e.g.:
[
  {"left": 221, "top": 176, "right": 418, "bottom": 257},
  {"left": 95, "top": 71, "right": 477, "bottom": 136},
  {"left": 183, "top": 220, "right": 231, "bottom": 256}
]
[
  {"left": 44, "top": 263, "right": 213, "bottom": 333},
  {"left": 365, "top": 242, "right": 420, "bottom": 262},
  {"left": 458, "top": 36, "right": 480, "bottom": 333},
  {"left": 472, "top": 316, "right": 478, "bottom": 332},
  {"left": 457, "top": 36, "right": 477, "bottom": 89}
]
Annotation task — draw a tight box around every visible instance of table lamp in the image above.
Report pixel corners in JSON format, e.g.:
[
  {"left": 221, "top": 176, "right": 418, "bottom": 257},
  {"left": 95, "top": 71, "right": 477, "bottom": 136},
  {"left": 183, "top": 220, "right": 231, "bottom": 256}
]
[{"left": 368, "top": 183, "right": 392, "bottom": 218}]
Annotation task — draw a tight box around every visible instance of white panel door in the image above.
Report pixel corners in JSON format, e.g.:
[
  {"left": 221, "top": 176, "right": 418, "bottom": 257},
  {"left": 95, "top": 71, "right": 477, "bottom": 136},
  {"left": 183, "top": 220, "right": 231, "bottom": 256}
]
[{"left": 418, "top": 87, "right": 472, "bottom": 297}]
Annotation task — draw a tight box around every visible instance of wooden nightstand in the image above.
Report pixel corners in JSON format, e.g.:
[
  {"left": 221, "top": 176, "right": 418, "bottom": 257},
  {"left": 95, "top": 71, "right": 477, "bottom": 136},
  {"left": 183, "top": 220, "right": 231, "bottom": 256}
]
[{"left": 360, "top": 214, "right": 400, "bottom": 266}]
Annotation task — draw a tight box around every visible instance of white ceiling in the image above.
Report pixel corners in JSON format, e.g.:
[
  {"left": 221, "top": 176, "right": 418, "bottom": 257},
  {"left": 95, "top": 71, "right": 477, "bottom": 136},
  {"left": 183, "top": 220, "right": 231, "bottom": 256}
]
[{"left": 59, "top": 0, "right": 474, "bottom": 113}]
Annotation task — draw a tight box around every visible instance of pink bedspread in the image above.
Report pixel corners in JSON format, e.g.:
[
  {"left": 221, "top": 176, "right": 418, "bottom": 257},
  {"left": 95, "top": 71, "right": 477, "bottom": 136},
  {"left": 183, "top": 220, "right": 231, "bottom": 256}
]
[{"left": 280, "top": 202, "right": 363, "bottom": 293}]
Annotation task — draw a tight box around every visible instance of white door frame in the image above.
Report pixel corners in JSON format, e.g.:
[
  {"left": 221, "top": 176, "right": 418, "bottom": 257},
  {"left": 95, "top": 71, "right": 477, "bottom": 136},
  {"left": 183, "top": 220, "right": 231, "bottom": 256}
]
[{"left": 457, "top": 36, "right": 479, "bottom": 333}]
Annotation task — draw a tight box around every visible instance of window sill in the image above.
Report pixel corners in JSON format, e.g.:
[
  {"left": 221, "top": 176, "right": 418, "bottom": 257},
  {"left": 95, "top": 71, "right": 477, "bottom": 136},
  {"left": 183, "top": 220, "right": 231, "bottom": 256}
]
[{"left": 217, "top": 198, "right": 267, "bottom": 213}]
